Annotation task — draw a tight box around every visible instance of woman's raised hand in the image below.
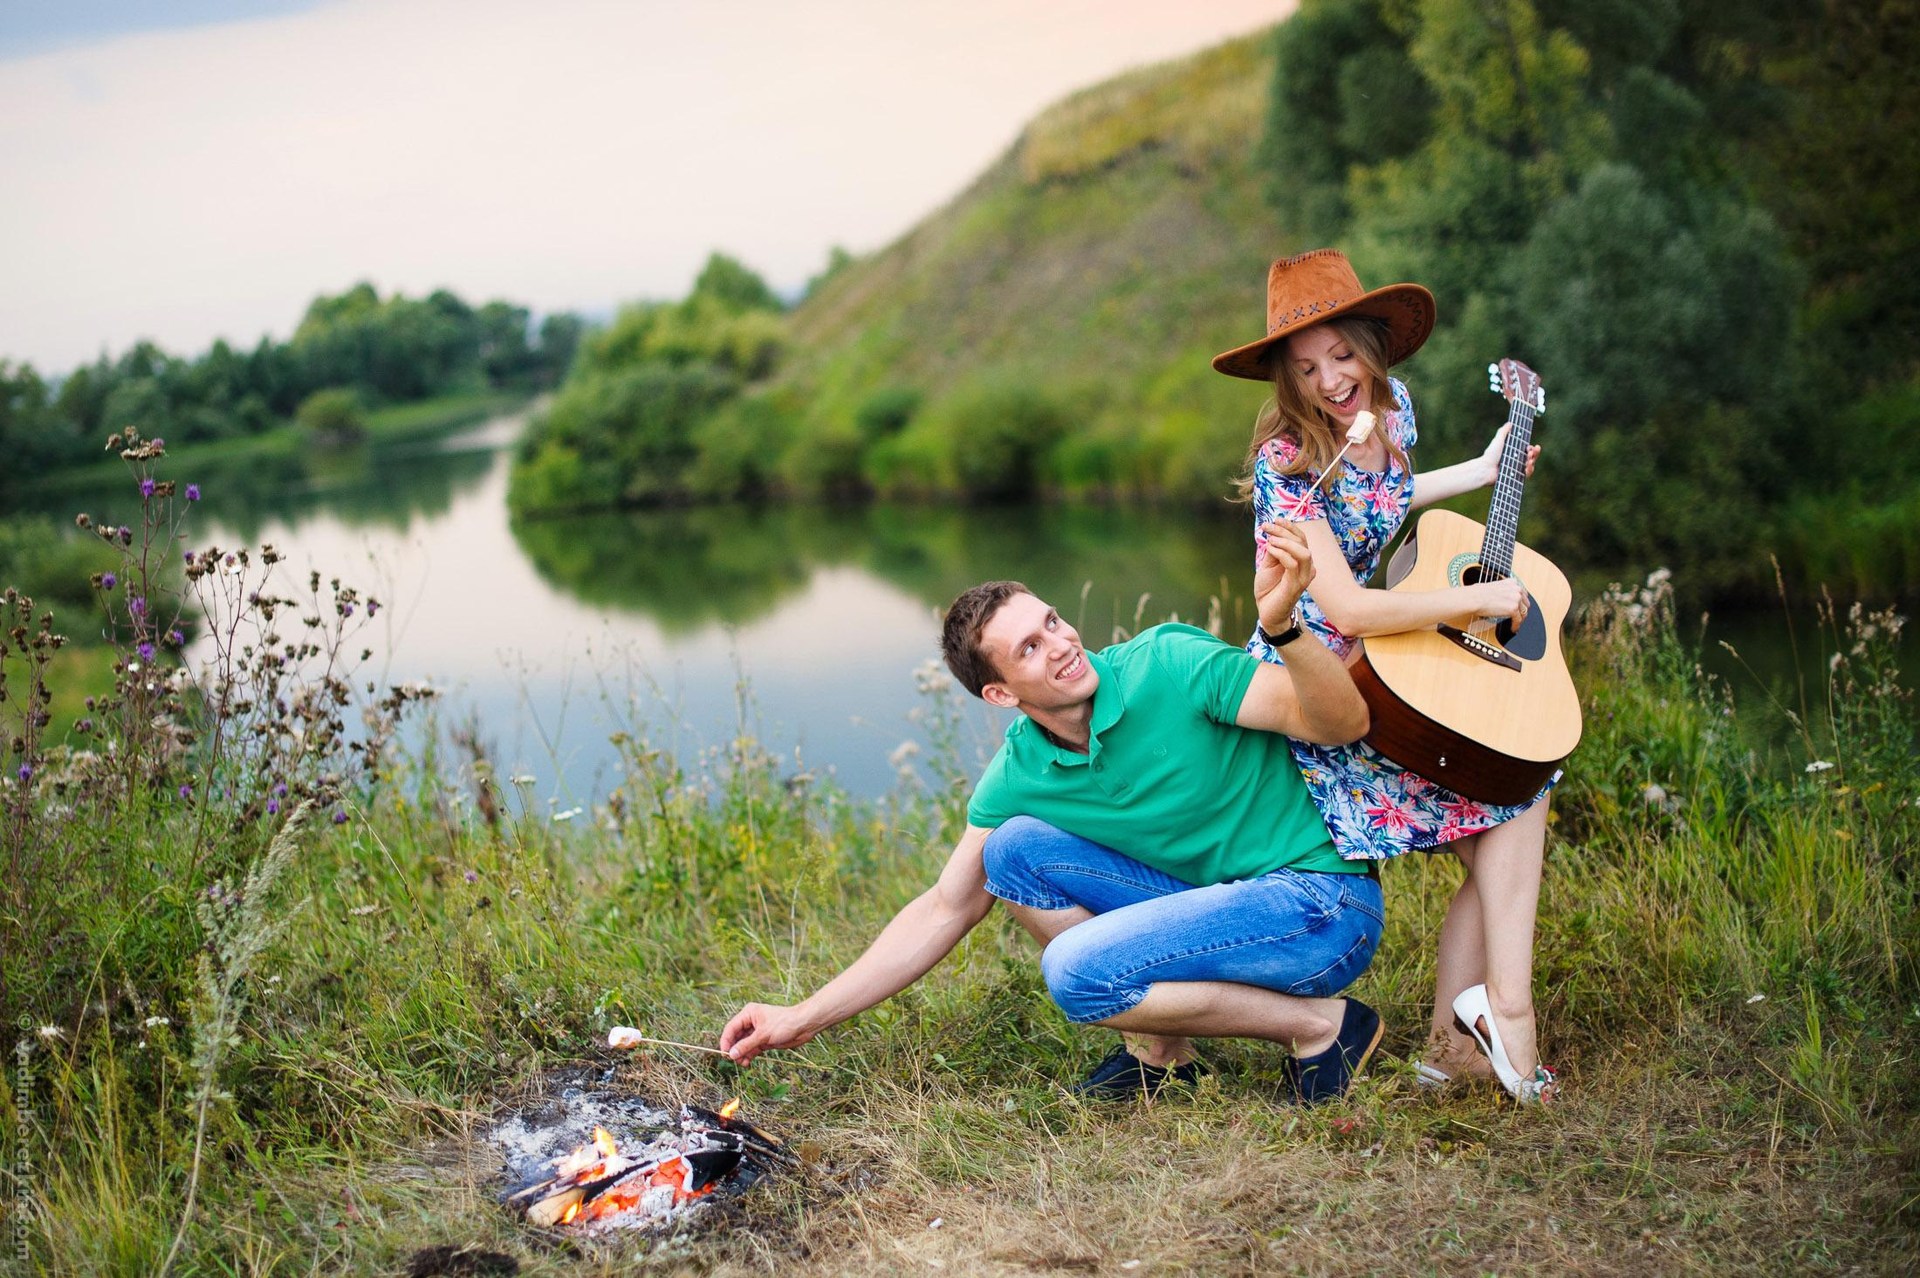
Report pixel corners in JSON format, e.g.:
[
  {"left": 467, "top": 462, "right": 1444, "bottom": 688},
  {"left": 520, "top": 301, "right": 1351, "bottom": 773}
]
[{"left": 1255, "top": 519, "right": 1317, "bottom": 625}]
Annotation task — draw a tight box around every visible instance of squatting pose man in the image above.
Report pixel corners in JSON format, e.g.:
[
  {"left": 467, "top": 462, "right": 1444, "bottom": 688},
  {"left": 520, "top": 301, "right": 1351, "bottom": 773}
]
[
  {"left": 1213, "top": 248, "right": 1557, "bottom": 1102},
  {"left": 720, "top": 521, "right": 1390, "bottom": 1102}
]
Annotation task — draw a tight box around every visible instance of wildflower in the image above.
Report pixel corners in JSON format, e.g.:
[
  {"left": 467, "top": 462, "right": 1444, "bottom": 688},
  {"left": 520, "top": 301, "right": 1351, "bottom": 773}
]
[
  {"left": 185, "top": 484, "right": 200, "bottom": 502},
  {"left": 167, "top": 629, "right": 184, "bottom": 645},
  {"left": 129, "top": 596, "right": 147, "bottom": 617},
  {"left": 267, "top": 799, "right": 280, "bottom": 816},
  {"left": 37, "top": 1025, "right": 64, "bottom": 1041},
  {"left": 118, "top": 526, "right": 132, "bottom": 545},
  {"left": 367, "top": 600, "right": 379, "bottom": 618},
  {"left": 553, "top": 806, "right": 583, "bottom": 822},
  {"left": 332, "top": 810, "right": 349, "bottom": 825},
  {"left": 138, "top": 642, "right": 155, "bottom": 662},
  {"left": 150, "top": 437, "right": 164, "bottom": 449},
  {"left": 140, "top": 477, "right": 156, "bottom": 498},
  {"left": 16, "top": 764, "right": 30, "bottom": 783},
  {"left": 1805, "top": 760, "right": 1835, "bottom": 773},
  {"left": 101, "top": 571, "right": 117, "bottom": 590},
  {"left": 464, "top": 869, "right": 478, "bottom": 883},
  {"left": 273, "top": 781, "right": 287, "bottom": 797},
  {"left": 144, "top": 1015, "right": 171, "bottom": 1028},
  {"left": 178, "top": 783, "right": 192, "bottom": 800}
]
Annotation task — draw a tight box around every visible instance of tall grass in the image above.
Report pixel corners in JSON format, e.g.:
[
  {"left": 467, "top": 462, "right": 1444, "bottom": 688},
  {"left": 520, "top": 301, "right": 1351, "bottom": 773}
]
[{"left": 1, "top": 444, "right": 1916, "bottom": 1271}]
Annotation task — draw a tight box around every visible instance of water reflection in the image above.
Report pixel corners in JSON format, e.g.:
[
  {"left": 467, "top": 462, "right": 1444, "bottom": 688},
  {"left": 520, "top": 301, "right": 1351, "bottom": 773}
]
[{"left": 515, "top": 500, "right": 1257, "bottom": 642}]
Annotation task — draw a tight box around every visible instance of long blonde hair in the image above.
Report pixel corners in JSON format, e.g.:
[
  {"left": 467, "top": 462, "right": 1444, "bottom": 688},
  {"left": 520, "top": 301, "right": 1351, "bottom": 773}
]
[{"left": 1233, "top": 315, "right": 1409, "bottom": 502}]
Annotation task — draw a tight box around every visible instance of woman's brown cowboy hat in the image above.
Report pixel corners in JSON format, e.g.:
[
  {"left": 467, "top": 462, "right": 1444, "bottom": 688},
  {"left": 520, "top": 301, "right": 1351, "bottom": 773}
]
[{"left": 1211, "top": 249, "right": 1436, "bottom": 381}]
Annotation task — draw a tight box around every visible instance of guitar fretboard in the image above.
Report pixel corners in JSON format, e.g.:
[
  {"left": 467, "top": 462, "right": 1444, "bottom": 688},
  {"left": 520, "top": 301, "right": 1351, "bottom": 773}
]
[{"left": 1478, "top": 400, "right": 1536, "bottom": 581}]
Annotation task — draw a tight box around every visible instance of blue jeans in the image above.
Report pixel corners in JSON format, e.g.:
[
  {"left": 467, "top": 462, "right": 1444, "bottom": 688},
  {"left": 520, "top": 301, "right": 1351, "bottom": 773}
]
[{"left": 981, "top": 816, "right": 1384, "bottom": 1024}]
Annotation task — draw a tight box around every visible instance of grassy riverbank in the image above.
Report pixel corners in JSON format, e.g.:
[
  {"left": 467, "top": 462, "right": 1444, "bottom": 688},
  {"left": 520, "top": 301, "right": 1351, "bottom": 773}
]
[
  {"left": 31, "top": 389, "right": 527, "bottom": 499},
  {"left": 2, "top": 532, "right": 1915, "bottom": 1273}
]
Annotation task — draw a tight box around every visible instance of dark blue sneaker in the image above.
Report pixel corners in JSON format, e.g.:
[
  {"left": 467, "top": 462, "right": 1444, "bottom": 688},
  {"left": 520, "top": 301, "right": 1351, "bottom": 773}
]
[
  {"left": 1284, "top": 997, "right": 1383, "bottom": 1104},
  {"left": 1072, "top": 1045, "right": 1204, "bottom": 1100}
]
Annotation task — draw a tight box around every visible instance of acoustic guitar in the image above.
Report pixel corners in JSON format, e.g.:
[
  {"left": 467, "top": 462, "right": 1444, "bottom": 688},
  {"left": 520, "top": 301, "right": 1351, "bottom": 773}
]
[{"left": 1348, "top": 359, "right": 1582, "bottom": 806}]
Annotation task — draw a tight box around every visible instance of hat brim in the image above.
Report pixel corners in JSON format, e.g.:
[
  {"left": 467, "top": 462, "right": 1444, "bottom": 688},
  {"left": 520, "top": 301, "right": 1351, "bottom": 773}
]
[{"left": 1211, "top": 283, "right": 1436, "bottom": 382}]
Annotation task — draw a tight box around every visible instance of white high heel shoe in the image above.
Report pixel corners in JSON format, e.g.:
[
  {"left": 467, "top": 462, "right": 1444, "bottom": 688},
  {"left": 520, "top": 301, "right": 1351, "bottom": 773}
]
[{"left": 1451, "top": 984, "right": 1555, "bottom": 1104}]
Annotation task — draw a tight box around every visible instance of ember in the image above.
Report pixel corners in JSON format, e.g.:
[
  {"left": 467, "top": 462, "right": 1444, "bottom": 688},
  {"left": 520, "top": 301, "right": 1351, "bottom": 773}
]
[{"left": 500, "top": 1101, "right": 783, "bottom": 1235}]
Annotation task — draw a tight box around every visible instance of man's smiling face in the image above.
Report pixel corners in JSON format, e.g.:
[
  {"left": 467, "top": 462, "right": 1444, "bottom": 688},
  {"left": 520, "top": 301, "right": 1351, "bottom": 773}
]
[{"left": 977, "top": 591, "right": 1098, "bottom": 713}]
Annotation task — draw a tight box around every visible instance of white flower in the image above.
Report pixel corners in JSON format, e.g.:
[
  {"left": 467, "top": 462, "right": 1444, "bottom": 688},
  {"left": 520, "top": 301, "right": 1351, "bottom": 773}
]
[
  {"left": 888, "top": 741, "right": 921, "bottom": 768},
  {"left": 1641, "top": 783, "right": 1668, "bottom": 806},
  {"left": 37, "top": 1025, "right": 65, "bottom": 1041},
  {"left": 1805, "top": 760, "right": 1835, "bottom": 773},
  {"left": 143, "top": 1015, "right": 170, "bottom": 1028},
  {"left": 552, "top": 806, "right": 583, "bottom": 822}
]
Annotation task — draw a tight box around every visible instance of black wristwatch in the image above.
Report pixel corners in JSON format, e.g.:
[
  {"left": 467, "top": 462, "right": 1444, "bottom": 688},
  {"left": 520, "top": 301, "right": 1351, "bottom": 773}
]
[{"left": 1257, "top": 616, "right": 1304, "bottom": 648}]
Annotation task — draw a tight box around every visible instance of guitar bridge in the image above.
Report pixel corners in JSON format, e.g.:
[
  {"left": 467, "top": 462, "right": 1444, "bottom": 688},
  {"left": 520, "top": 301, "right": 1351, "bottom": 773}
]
[{"left": 1437, "top": 623, "right": 1522, "bottom": 671}]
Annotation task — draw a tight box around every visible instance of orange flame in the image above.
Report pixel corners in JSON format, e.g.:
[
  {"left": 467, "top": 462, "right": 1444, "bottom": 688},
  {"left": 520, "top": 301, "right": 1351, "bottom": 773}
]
[
  {"left": 718, "top": 1098, "right": 741, "bottom": 1120},
  {"left": 593, "top": 1126, "right": 618, "bottom": 1157},
  {"left": 560, "top": 1200, "right": 581, "bottom": 1225}
]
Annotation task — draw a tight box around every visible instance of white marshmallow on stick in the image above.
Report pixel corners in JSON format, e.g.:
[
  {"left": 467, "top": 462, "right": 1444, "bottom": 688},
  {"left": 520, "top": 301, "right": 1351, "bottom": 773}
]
[{"left": 1285, "top": 411, "right": 1377, "bottom": 519}]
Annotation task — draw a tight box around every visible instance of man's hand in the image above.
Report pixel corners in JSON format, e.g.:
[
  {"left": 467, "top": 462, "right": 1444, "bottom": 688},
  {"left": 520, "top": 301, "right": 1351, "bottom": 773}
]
[
  {"left": 719, "top": 1002, "right": 819, "bottom": 1066},
  {"left": 1255, "top": 519, "right": 1317, "bottom": 631}
]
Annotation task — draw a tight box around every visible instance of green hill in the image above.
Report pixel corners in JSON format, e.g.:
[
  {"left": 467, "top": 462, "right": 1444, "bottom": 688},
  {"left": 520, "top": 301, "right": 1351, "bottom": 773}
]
[{"left": 776, "top": 30, "right": 1284, "bottom": 502}]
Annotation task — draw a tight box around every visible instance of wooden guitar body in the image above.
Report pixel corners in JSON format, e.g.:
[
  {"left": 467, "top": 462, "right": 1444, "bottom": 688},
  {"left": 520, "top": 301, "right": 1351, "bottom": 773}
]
[{"left": 1350, "top": 507, "right": 1582, "bottom": 806}]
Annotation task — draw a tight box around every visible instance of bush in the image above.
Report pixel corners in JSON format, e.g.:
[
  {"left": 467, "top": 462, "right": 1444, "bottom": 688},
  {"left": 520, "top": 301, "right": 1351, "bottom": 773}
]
[
  {"left": 294, "top": 387, "right": 367, "bottom": 447},
  {"left": 934, "top": 379, "right": 1071, "bottom": 501}
]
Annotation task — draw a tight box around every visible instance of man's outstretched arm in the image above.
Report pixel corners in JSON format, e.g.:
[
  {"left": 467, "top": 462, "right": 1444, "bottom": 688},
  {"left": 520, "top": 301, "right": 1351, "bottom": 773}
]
[{"left": 719, "top": 825, "right": 997, "bottom": 1064}]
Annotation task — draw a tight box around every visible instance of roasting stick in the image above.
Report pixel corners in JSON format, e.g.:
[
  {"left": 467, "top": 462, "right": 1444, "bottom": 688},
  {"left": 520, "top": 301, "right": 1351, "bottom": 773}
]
[
  {"left": 1283, "top": 410, "right": 1377, "bottom": 520},
  {"left": 606, "top": 1026, "right": 834, "bottom": 1071}
]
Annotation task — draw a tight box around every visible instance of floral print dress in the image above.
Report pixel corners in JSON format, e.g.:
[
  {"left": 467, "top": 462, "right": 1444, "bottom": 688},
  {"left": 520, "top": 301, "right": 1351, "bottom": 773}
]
[{"left": 1247, "top": 377, "right": 1552, "bottom": 861}]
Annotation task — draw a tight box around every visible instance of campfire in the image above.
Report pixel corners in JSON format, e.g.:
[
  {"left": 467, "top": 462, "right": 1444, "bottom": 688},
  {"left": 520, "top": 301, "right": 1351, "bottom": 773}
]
[{"left": 498, "top": 1098, "right": 786, "bottom": 1235}]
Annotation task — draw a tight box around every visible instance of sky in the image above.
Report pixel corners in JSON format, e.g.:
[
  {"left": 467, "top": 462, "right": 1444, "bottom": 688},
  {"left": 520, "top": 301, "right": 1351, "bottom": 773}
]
[{"left": 0, "top": 0, "right": 1297, "bottom": 373}]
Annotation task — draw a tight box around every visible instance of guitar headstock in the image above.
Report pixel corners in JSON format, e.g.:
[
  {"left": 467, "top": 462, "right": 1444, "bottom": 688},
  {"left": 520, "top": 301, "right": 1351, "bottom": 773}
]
[{"left": 1486, "top": 359, "right": 1546, "bottom": 414}]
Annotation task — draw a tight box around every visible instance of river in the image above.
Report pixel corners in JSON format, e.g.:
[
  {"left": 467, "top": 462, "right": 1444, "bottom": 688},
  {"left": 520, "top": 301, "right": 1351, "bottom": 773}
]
[{"left": 28, "top": 405, "right": 1914, "bottom": 802}]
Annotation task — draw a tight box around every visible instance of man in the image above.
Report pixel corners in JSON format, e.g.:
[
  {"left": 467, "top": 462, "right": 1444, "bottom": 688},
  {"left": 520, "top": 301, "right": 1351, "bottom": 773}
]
[{"left": 720, "top": 522, "right": 1385, "bottom": 1102}]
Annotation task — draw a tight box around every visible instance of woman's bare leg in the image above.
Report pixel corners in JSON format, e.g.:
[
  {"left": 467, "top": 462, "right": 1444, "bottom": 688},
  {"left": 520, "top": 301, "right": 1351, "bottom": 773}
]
[
  {"left": 1427, "top": 836, "right": 1491, "bottom": 1078},
  {"left": 1457, "top": 796, "right": 1551, "bottom": 1084}
]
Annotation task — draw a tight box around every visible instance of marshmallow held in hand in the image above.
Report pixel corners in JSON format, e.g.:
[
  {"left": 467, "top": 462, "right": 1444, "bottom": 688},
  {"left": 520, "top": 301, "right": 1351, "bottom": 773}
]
[{"left": 1345, "top": 410, "right": 1377, "bottom": 445}]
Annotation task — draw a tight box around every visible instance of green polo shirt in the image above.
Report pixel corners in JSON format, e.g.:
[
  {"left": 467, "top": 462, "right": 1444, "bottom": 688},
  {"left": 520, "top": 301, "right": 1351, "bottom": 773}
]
[{"left": 965, "top": 623, "right": 1355, "bottom": 885}]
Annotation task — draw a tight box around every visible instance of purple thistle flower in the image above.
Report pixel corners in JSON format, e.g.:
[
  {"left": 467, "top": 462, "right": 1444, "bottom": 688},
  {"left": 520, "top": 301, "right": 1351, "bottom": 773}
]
[
  {"left": 101, "top": 572, "right": 117, "bottom": 589},
  {"left": 139, "top": 478, "right": 156, "bottom": 498},
  {"left": 367, "top": 600, "right": 379, "bottom": 618},
  {"left": 167, "top": 629, "right": 184, "bottom": 645},
  {"left": 179, "top": 784, "right": 193, "bottom": 800},
  {"left": 16, "top": 764, "right": 31, "bottom": 783},
  {"left": 150, "top": 437, "right": 164, "bottom": 449},
  {"left": 129, "top": 596, "right": 147, "bottom": 617},
  {"left": 137, "top": 642, "right": 155, "bottom": 662},
  {"left": 464, "top": 870, "right": 478, "bottom": 883},
  {"left": 273, "top": 781, "right": 288, "bottom": 797},
  {"left": 186, "top": 484, "right": 201, "bottom": 502},
  {"left": 267, "top": 799, "right": 280, "bottom": 816},
  {"left": 332, "top": 810, "right": 349, "bottom": 825}
]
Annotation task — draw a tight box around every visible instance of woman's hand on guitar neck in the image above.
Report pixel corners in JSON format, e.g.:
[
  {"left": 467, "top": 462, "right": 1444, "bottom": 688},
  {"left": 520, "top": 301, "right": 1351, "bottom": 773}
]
[{"left": 1476, "top": 424, "right": 1541, "bottom": 489}]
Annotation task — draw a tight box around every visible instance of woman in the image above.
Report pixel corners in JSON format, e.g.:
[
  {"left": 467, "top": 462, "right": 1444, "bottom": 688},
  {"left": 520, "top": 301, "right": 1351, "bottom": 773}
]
[{"left": 1211, "top": 249, "right": 1556, "bottom": 1103}]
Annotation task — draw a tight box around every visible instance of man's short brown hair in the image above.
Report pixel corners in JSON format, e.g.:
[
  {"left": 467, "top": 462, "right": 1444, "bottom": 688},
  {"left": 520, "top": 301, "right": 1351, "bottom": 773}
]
[{"left": 940, "top": 580, "right": 1030, "bottom": 697}]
